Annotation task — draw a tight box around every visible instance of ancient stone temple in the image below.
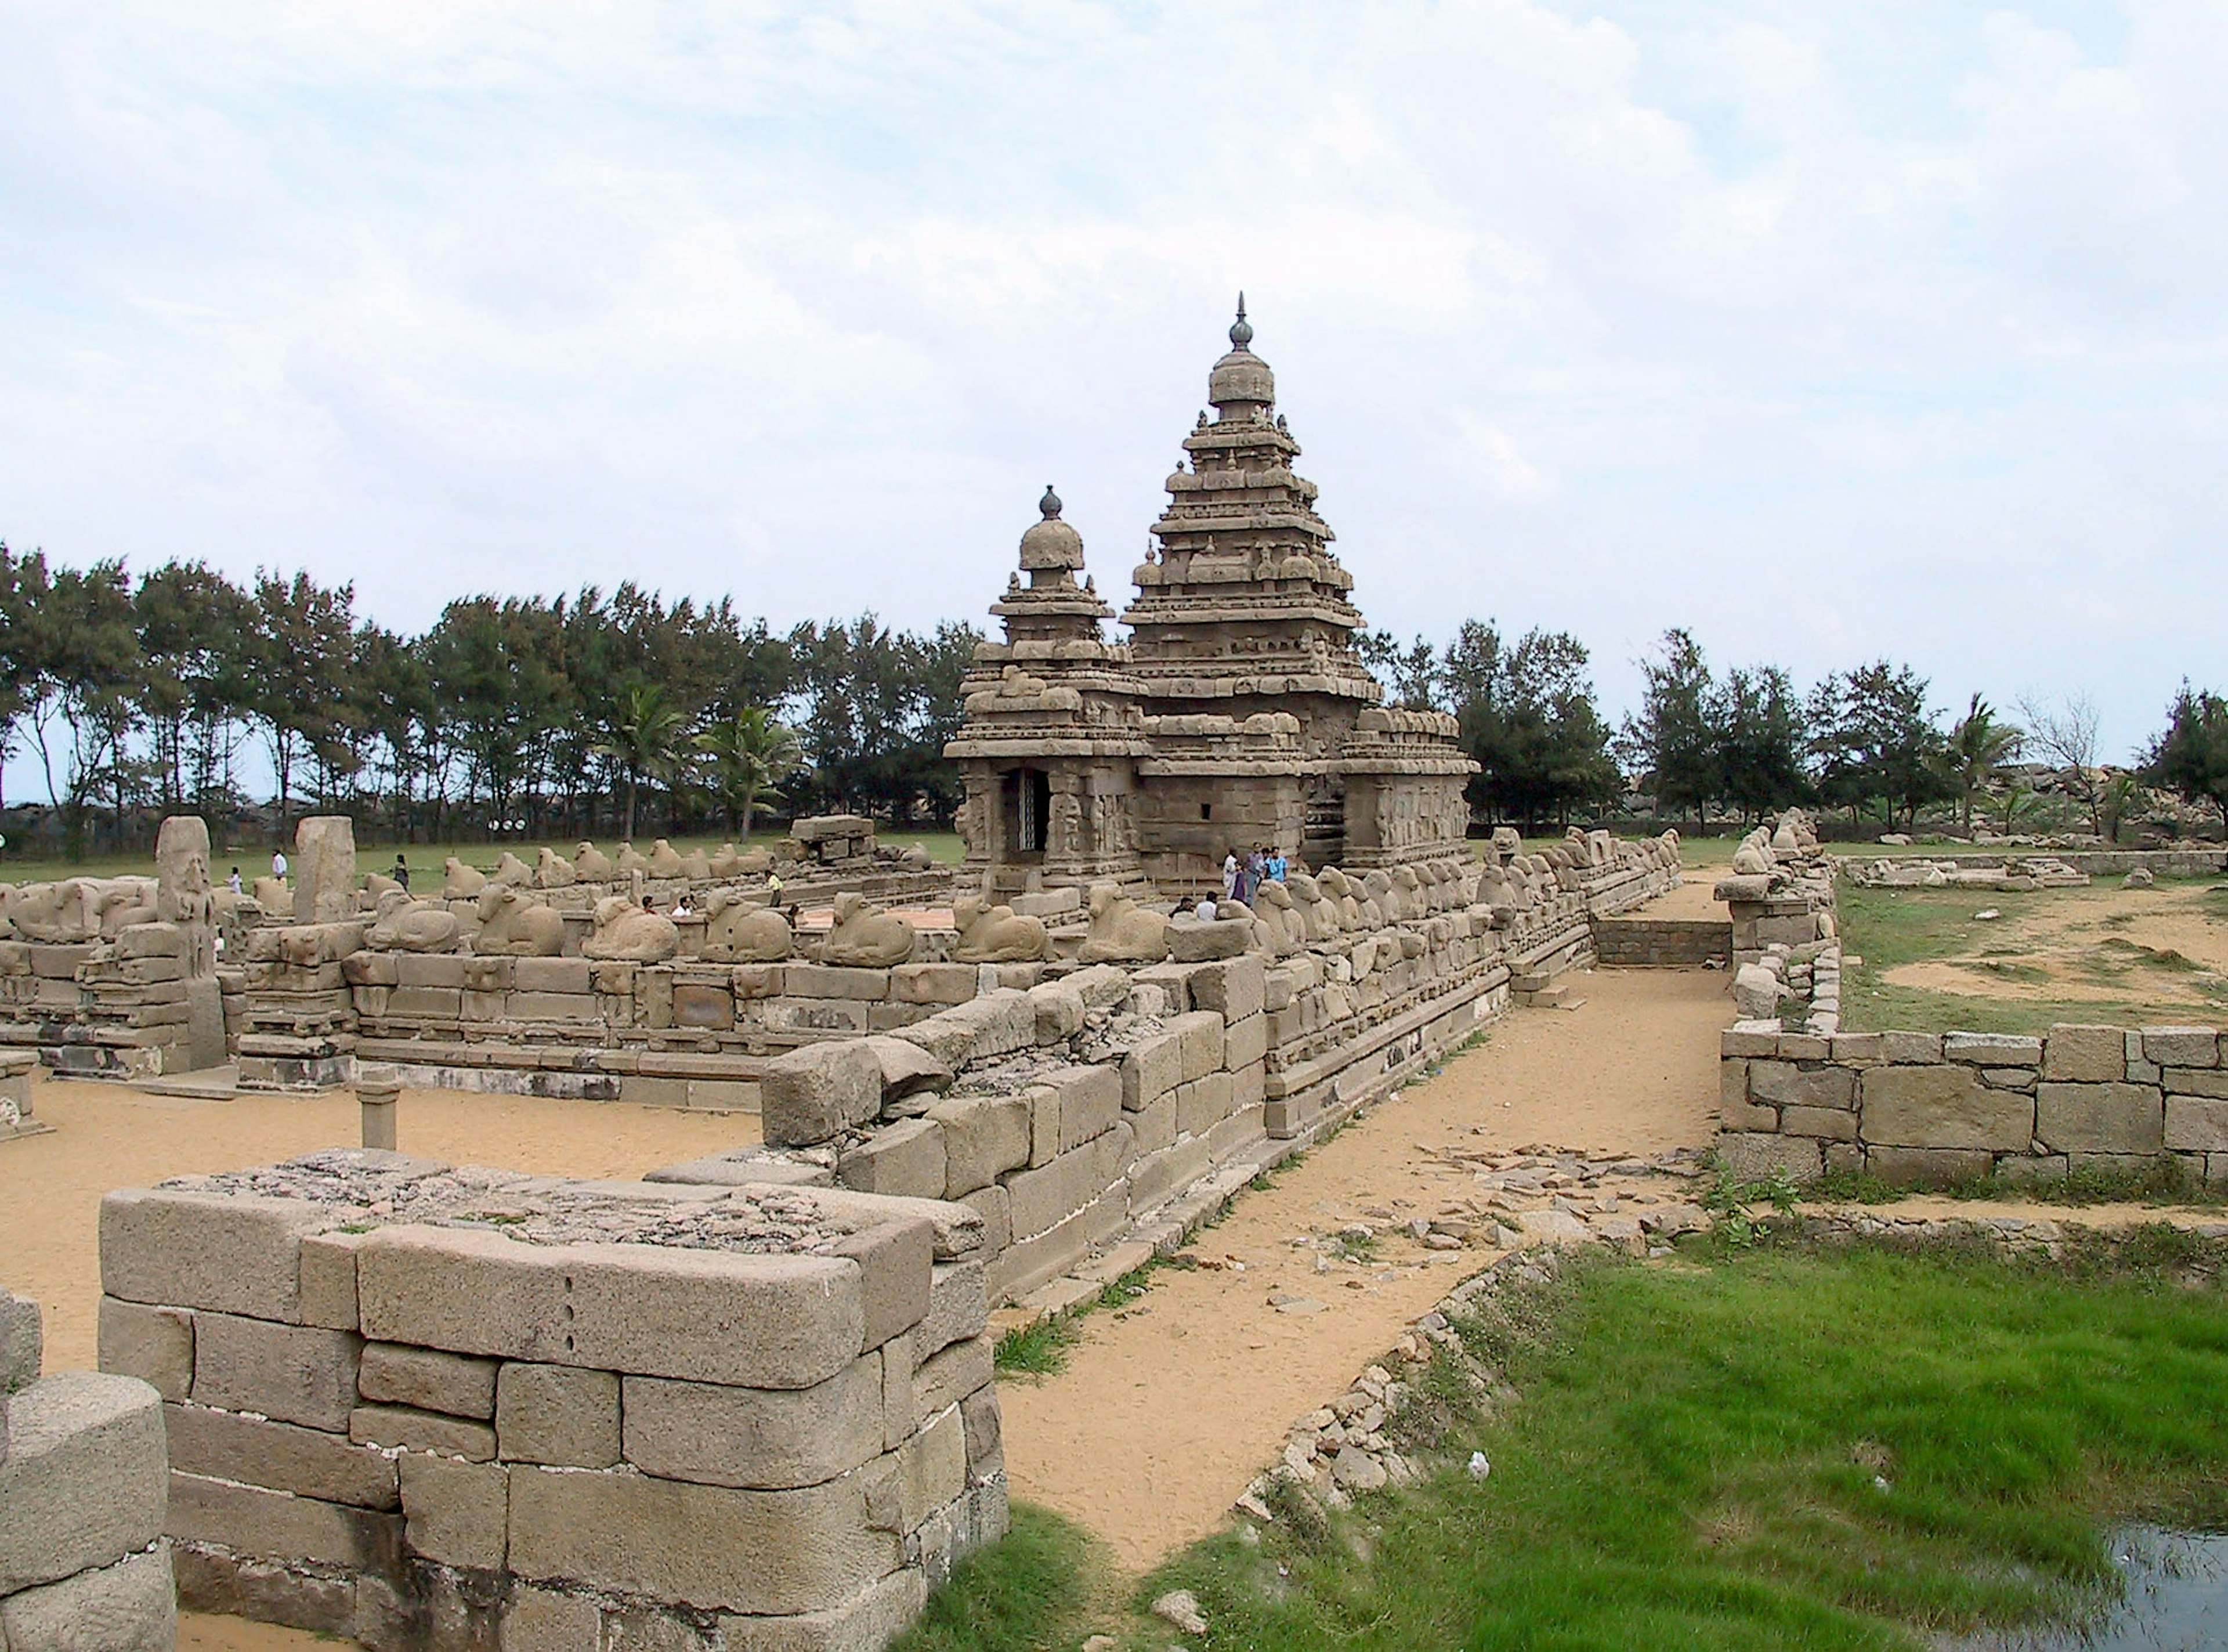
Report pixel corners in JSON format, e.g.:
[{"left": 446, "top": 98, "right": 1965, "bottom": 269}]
[{"left": 949, "top": 301, "right": 1477, "bottom": 894}]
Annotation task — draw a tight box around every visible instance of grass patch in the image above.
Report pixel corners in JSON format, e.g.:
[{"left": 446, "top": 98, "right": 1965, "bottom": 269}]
[
  {"left": 889, "top": 1504, "right": 1111, "bottom": 1652},
  {"left": 929, "top": 1235, "right": 2228, "bottom": 1651},
  {"left": 992, "top": 1315, "right": 1080, "bottom": 1380}
]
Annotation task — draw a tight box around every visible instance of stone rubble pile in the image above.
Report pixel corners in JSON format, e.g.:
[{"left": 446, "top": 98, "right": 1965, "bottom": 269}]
[{"left": 1844, "top": 855, "right": 2091, "bottom": 890}]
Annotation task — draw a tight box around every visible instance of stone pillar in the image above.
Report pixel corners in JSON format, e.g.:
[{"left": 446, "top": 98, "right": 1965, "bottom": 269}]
[
  {"left": 292, "top": 815, "right": 359, "bottom": 926},
  {"left": 359, "top": 1064, "right": 402, "bottom": 1151}
]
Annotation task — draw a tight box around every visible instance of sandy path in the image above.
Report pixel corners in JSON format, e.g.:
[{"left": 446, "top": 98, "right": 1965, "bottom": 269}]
[
  {"left": 1001, "top": 968, "right": 1734, "bottom": 1571},
  {"left": 1637, "top": 875, "right": 1731, "bottom": 921},
  {"left": 1, "top": 1081, "right": 759, "bottom": 1375}
]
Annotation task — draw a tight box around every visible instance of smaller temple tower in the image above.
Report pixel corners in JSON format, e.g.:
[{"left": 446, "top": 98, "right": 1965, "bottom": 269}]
[{"left": 944, "top": 488, "right": 1152, "bottom": 896}]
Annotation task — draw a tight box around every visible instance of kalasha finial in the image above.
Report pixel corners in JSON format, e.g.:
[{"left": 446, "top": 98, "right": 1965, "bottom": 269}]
[
  {"left": 1039, "top": 484, "right": 1062, "bottom": 519},
  {"left": 1229, "top": 293, "right": 1253, "bottom": 350}
]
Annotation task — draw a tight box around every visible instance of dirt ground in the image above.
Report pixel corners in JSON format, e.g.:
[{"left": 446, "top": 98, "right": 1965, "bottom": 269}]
[
  {"left": 1875, "top": 879, "right": 2228, "bottom": 1013},
  {"left": 1000, "top": 967, "right": 1735, "bottom": 1571}
]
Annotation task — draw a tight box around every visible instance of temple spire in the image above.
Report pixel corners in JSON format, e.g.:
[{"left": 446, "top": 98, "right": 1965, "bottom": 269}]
[{"left": 1229, "top": 294, "right": 1252, "bottom": 350}]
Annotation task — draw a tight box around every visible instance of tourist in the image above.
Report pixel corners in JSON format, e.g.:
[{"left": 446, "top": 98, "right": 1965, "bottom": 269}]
[
  {"left": 1222, "top": 850, "right": 1239, "bottom": 902},
  {"left": 227, "top": 866, "right": 243, "bottom": 895},
  {"left": 270, "top": 848, "right": 288, "bottom": 879},
  {"left": 1268, "top": 845, "right": 1287, "bottom": 883},
  {"left": 768, "top": 870, "right": 785, "bottom": 913},
  {"left": 1193, "top": 891, "right": 1218, "bottom": 922},
  {"left": 393, "top": 854, "right": 410, "bottom": 892},
  {"left": 1246, "top": 845, "right": 1266, "bottom": 901}
]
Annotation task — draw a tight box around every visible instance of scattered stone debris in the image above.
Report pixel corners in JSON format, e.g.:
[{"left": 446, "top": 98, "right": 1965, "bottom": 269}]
[{"left": 1151, "top": 1588, "right": 1210, "bottom": 1635}]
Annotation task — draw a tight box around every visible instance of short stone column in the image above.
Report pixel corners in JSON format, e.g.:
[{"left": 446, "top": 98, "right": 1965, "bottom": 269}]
[
  {"left": 358, "top": 1063, "right": 402, "bottom": 1151},
  {"left": 0, "top": 1050, "right": 44, "bottom": 1141}
]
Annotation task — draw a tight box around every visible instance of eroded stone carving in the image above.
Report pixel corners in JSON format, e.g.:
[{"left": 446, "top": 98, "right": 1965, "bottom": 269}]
[
  {"left": 473, "top": 886, "right": 566, "bottom": 956},
  {"left": 951, "top": 893, "right": 1048, "bottom": 964},
  {"left": 366, "top": 891, "right": 464, "bottom": 953},
  {"left": 574, "top": 842, "right": 615, "bottom": 880},
  {"left": 1077, "top": 883, "right": 1168, "bottom": 963},
  {"left": 821, "top": 893, "right": 917, "bottom": 967},
  {"left": 443, "top": 857, "right": 488, "bottom": 899},
  {"left": 536, "top": 847, "right": 577, "bottom": 887},
  {"left": 700, "top": 890, "right": 793, "bottom": 963},
  {"left": 583, "top": 894, "right": 680, "bottom": 963}
]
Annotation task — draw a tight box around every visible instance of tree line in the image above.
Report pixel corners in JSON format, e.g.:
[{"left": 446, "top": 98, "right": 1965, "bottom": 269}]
[
  {"left": 6, "top": 542, "right": 2223, "bottom": 861},
  {"left": 0, "top": 544, "right": 977, "bottom": 856}
]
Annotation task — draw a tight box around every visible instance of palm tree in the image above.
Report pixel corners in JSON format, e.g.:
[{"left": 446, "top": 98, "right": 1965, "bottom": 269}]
[
  {"left": 695, "top": 706, "right": 805, "bottom": 839},
  {"left": 1941, "top": 693, "right": 2023, "bottom": 834},
  {"left": 592, "top": 683, "right": 688, "bottom": 840}
]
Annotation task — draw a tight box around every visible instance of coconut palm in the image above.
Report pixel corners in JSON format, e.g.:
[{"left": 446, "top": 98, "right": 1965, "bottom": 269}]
[
  {"left": 695, "top": 706, "right": 805, "bottom": 839},
  {"left": 1941, "top": 693, "right": 2023, "bottom": 834},
  {"left": 592, "top": 682, "right": 688, "bottom": 840}
]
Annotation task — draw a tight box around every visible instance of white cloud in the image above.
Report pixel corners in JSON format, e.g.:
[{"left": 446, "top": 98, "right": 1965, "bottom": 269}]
[{"left": 1, "top": 0, "right": 2223, "bottom": 768}]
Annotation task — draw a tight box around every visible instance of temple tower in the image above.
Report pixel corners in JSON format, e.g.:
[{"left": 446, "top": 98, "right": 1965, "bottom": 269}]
[{"left": 945, "top": 489, "right": 1151, "bottom": 895}]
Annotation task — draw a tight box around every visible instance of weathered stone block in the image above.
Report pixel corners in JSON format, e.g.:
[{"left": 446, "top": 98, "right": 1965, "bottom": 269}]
[
  {"left": 918, "top": 1263, "right": 987, "bottom": 1361},
  {"left": 2042, "top": 1024, "right": 2126, "bottom": 1083},
  {"left": 1222, "top": 1013, "right": 1267, "bottom": 1074},
  {"left": 0, "top": 1372, "right": 168, "bottom": 1596},
  {"left": 928, "top": 1096, "right": 1032, "bottom": 1199},
  {"left": 515, "top": 956, "right": 594, "bottom": 995},
  {"left": 2143, "top": 1027, "right": 2220, "bottom": 1068},
  {"left": 838, "top": 1118, "right": 949, "bottom": 1202},
  {"left": 296, "top": 1230, "right": 366, "bottom": 1331},
  {"left": 502, "top": 1585, "right": 602, "bottom": 1651},
  {"left": 507, "top": 1463, "right": 902, "bottom": 1617},
  {"left": 356, "top": 1224, "right": 864, "bottom": 1390},
  {"left": 97, "top": 1297, "right": 193, "bottom": 1402},
  {"left": 167, "top": 1470, "right": 402, "bottom": 1573},
  {"left": 829, "top": 1219, "right": 933, "bottom": 1351},
  {"left": 760, "top": 1041, "right": 884, "bottom": 1148},
  {"left": 1860, "top": 1065, "right": 2032, "bottom": 1151},
  {"left": 783, "top": 964, "right": 894, "bottom": 1001},
  {"left": 625, "top": 1357, "right": 884, "bottom": 1490},
  {"left": 1004, "top": 1123, "right": 1131, "bottom": 1241},
  {"left": 901, "top": 1402, "right": 967, "bottom": 1530},
  {"left": 191, "top": 1313, "right": 361, "bottom": 1432},
  {"left": 1944, "top": 1033, "right": 2042, "bottom": 1068},
  {"left": 1780, "top": 1105, "right": 1858, "bottom": 1141},
  {"left": 1713, "top": 1132, "right": 1821, "bottom": 1183},
  {"left": 1171, "top": 1011, "right": 1224, "bottom": 1082},
  {"left": 1864, "top": 1144, "right": 1994, "bottom": 1186},
  {"left": 1748, "top": 1061, "right": 1857, "bottom": 1110},
  {"left": 2035, "top": 1082, "right": 2164, "bottom": 1155},
  {"left": 1026, "top": 980, "right": 1086, "bottom": 1043},
  {"left": 1120, "top": 1032, "right": 1182, "bottom": 1112},
  {"left": 1185, "top": 956, "right": 1265, "bottom": 1023},
  {"left": 350, "top": 1402, "right": 497, "bottom": 1460},
  {"left": 0, "top": 1540, "right": 175, "bottom": 1652},
  {"left": 2165, "top": 1068, "right": 2228, "bottom": 1098},
  {"left": 357, "top": 1341, "right": 498, "bottom": 1419},
  {"left": 495, "top": 1362, "right": 620, "bottom": 1469},
  {"left": 912, "top": 1332, "right": 994, "bottom": 1423},
  {"left": 1176, "top": 1071, "right": 1234, "bottom": 1138},
  {"left": 1720, "top": 1097, "right": 1779, "bottom": 1132},
  {"left": 1880, "top": 1032, "right": 1943, "bottom": 1064},
  {"left": 2166, "top": 1097, "right": 2228, "bottom": 1153},
  {"left": 891, "top": 963, "right": 978, "bottom": 1006},
  {"left": 399, "top": 1451, "right": 508, "bottom": 1570},
  {"left": 100, "top": 1187, "right": 327, "bottom": 1321},
  {"left": 167, "top": 1402, "right": 399, "bottom": 1509}
]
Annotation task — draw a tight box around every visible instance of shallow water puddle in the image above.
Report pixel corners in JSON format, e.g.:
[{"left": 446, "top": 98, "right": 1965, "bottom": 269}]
[{"left": 1941, "top": 1528, "right": 2228, "bottom": 1651}]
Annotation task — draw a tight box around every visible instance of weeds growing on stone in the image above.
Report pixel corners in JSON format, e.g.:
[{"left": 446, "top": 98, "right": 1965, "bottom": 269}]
[{"left": 991, "top": 1315, "right": 1080, "bottom": 1380}]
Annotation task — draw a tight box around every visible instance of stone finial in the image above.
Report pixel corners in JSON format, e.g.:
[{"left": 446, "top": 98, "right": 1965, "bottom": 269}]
[
  {"left": 1039, "top": 485, "right": 1062, "bottom": 519},
  {"left": 1230, "top": 292, "right": 1252, "bottom": 350}
]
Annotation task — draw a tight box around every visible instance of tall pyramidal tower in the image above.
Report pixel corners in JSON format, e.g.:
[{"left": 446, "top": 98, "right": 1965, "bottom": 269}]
[{"left": 949, "top": 300, "right": 1476, "bottom": 892}]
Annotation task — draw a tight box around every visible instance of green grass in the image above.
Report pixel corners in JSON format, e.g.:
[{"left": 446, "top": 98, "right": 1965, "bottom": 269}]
[
  {"left": 892, "top": 1505, "right": 1110, "bottom": 1652},
  {"left": 992, "top": 1315, "right": 1083, "bottom": 1380},
  {"left": 917, "top": 1235, "right": 2228, "bottom": 1651},
  {"left": 1834, "top": 882, "right": 2227, "bottom": 1036},
  {"left": 0, "top": 829, "right": 967, "bottom": 885},
  {"left": 1811, "top": 1161, "right": 2228, "bottom": 1212}
]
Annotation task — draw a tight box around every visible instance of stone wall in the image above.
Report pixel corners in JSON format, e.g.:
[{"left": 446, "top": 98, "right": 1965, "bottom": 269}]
[
  {"left": 694, "top": 838, "right": 1686, "bottom": 1309},
  {"left": 1717, "top": 1022, "right": 2228, "bottom": 1188},
  {"left": 1590, "top": 917, "right": 1733, "bottom": 967},
  {"left": 98, "top": 1152, "right": 1001, "bottom": 1652},
  {"left": 2, "top": 1286, "right": 177, "bottom": 1652}
]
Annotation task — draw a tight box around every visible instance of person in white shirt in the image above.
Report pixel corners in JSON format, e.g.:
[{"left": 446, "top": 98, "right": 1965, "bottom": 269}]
[
  {"left": 271, "top": 850, "right": 288, "bottom": 879},
  {"left": 1193, "top": 894, "right": 1218, "bottom": 922},
  {"left": 1222, "top": 851, "right": 1239, "bottom": 901}
]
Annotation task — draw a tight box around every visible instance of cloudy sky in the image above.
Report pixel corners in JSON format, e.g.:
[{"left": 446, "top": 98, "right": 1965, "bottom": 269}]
[{"left": 3, "top": 1, "right": 2221, "bottom": 762}]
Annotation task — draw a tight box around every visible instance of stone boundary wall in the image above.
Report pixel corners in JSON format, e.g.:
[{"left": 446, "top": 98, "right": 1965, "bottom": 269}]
[
  {"left": 2, "top": 1287, "right": 178, "bottom": 1652},
  {"left": 97, "top": 1155, "right": 1001, "bottom": 1651},
  {"left": 695, "top": 850, "right": 1684, "bottom": 1309},
  {"left": 1837, "top": 848, "right": 2226, "bottom": 880},
  {"left": 1717, "top": 1022, "right": 2228, "bottom": 1188},
  {"left": 1590, "top": 917, "right": 1733, "bottom": 967}
]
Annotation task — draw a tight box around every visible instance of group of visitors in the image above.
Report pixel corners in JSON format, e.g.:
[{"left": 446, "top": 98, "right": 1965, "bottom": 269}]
[{"left": 1221, "top": 843, "right": 1289, "bottom": 905}]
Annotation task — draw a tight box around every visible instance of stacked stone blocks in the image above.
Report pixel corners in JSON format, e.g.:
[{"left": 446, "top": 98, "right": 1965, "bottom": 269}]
[
  {"left": 1719, "top": 1023, "right": 2228, "bottom": 1187},
  {"left": 97, "top": 1162, "right": 1003, "bottom": 1651},
  {"left": 1, "top": 1286, "right": 177, "bottom": 1652}
]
